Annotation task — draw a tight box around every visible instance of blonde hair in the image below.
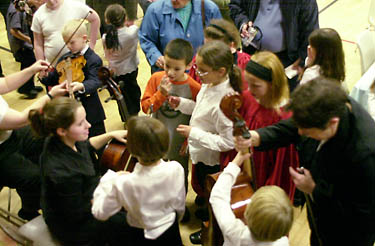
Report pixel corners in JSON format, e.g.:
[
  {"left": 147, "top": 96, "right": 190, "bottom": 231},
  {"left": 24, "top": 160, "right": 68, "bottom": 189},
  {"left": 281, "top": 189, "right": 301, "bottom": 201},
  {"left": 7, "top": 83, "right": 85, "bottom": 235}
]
[
  {"left": 244, "top": 185, "right": 293, "bottom": 242},
  {"left": 247, "top": 51, "right": 289, "bottom": 109},
  {"left": 61, "top": 19, "right": 88, "bottom": 40}
]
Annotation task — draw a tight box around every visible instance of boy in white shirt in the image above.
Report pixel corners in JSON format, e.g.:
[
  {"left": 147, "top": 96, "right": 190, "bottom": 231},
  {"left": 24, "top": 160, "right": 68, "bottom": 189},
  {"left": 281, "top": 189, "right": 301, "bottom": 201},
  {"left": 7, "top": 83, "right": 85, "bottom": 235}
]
[
  {"left": 92, "top": 116, "right": 185, "bottom": 244},
  {"left": 209, "top": 151, "right": 293, "bottom": 246}
]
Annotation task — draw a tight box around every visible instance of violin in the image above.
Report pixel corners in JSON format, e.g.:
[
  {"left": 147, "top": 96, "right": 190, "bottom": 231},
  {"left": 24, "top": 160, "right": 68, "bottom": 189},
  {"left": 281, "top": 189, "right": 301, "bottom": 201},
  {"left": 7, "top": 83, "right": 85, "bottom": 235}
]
[
  {"left": 201, "top": 92, "right": 255, "bottom": 246},
  {"left": 55, "top": 54, "right": 86, "bottom": 98},
  {"left": 98, "top": 67, "right": 130, "bottom": 122}
]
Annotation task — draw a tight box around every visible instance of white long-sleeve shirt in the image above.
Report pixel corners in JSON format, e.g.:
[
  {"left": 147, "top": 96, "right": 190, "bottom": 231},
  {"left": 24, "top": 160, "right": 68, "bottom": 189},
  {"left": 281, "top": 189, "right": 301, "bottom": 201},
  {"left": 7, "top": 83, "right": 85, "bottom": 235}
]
[
  {"left": 176, "top": 79, "right": 235, "bottom": 166},
  {"left": 103, "top": 25, "right": 139, "bottom": 76},
  {"left": 209, "top": 163, "right": 289, "bottom": 246},
  {"left": 91, "top": 160, "right": 185, "bottom": 239}
]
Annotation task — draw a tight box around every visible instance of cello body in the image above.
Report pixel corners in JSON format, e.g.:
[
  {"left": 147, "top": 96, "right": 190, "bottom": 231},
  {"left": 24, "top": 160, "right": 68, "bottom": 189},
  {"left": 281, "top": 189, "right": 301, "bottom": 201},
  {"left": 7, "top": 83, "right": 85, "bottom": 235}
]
[
  {"left": 100, "top": 139, "right": 137, "bottom": 172},
  {"left": 202, "top": 172, "right": 254, "bottom": 246}
]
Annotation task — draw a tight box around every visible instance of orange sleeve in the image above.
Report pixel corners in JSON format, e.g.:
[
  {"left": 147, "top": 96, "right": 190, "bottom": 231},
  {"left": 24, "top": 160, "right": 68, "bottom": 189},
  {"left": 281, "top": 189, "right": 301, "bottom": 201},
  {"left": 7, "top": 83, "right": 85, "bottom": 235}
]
[
  {"left": 141, "top": 72, "right": 168, "bottom": 113},
  {"left": 187, "top": 76, "right": 201, "bottom": 101}
]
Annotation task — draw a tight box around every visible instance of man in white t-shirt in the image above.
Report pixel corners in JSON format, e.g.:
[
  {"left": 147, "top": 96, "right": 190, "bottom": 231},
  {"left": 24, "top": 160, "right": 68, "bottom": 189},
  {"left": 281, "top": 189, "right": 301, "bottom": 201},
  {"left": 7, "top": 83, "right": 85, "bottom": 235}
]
[{"left": 31, "top": 0, "right": 99, "bottom": 68}]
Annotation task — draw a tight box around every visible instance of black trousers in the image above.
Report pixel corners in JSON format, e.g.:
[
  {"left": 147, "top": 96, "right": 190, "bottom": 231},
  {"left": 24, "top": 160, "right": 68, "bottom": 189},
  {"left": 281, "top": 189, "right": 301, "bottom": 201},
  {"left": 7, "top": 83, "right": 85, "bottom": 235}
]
[
  {"left": 0, "top": 126, "right": 41, "bottom": 213},
  {"left": 114, "top": 69, "right": 141, "bottom": 117},
  {"left": 14, "top": 47, "right": 37, "bottom": 94}
]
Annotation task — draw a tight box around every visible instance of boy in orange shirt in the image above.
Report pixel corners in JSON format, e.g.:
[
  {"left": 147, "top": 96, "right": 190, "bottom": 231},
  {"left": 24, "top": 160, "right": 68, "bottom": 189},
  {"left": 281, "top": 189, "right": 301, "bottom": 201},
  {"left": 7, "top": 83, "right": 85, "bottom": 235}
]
[{"left": 141, "top": 39, "right": 201, "bottom": 221}]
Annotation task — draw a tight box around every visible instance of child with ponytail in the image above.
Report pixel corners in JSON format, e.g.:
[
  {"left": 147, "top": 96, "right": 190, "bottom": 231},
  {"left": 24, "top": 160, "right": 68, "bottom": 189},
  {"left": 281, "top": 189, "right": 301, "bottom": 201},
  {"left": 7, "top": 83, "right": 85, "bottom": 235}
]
[
  {"left": 168, "top": 40, "right": 242, "bottom": 244},
  {"left": 103, "top": 4, "right": 141, "bottom": 116}
]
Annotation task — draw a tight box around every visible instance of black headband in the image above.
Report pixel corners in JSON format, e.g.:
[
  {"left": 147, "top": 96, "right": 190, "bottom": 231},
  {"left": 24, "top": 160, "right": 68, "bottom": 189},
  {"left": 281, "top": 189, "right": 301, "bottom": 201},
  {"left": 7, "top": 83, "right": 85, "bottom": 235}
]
[
  {"left": 209, "top": 24, "right": 234, "bottom": 42},
  {"left": 245, "top": 60, "right": 272, "bottom": 82}
]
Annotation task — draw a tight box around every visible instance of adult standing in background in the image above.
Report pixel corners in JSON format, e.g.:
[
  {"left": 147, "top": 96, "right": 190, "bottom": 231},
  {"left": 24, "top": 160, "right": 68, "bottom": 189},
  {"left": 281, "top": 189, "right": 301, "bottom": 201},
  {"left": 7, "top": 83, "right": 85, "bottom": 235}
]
[
  {"left": 229, "top": 0, "right": 319, "bottom": 91},
  {"left": 31, "top": 0, "right": 100, "bottom": 66},
  {"left": 139, "top": 0, "right": 222, "bottom": 74},
  {"left": 138, "top": 0, "right": 158, "bottom": 15}
]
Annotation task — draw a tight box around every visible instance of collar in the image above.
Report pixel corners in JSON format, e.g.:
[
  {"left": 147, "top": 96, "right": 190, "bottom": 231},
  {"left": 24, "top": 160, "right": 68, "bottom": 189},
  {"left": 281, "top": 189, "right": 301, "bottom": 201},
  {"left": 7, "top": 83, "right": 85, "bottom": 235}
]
[
  {"left": 163, "top": 0, "right": 197, "bottom": 14},
  {"left": 80, "top": 44, "right": 89, "bottom": 55}
]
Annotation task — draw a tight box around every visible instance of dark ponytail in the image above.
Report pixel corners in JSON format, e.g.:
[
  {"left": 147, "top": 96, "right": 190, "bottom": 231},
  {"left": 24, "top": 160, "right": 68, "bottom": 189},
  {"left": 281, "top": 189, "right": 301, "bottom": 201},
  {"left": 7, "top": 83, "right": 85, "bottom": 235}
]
[
  {"left": 104, "top": 4, "right": 127, "bottom": 50},
  {"left": 197, "top": 40, "right": 242, "bottom": 93},
  {"left": 28, "top": 97, "right": 82, "bottom": 137},
  {"left": 228, "top": 64, "right": 242, "bottom": 93}
]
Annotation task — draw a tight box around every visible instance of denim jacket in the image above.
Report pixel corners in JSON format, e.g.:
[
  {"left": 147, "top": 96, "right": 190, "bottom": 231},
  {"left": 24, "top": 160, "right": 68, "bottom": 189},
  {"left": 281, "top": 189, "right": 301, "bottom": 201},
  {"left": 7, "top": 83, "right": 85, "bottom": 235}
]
[{"left": 139, "top": 0, "right": 222, "bottom": 67}]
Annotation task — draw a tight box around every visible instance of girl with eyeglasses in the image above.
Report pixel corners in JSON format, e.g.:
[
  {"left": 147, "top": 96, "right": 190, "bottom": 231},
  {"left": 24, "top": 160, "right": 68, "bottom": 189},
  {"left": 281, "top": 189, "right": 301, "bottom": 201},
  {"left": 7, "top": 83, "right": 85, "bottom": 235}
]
[
  {"left": 189, "top": 19, "right": 251, "bottom": 89},
  {"left": 168, "top": 40, "right": 242, "bottom": 242}
]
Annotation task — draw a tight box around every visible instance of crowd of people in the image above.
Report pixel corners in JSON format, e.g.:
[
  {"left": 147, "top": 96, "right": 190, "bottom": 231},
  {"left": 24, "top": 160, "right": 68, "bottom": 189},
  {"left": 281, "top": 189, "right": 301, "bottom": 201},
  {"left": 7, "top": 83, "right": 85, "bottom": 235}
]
[{"left": 0, "top": 0, "right": 374, "bottom": 245}]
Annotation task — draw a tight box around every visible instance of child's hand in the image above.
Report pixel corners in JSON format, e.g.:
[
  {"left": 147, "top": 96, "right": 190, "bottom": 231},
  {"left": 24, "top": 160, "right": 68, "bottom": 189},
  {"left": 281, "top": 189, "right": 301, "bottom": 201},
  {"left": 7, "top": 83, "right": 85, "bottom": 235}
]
[
  {"left": 176, "top": 124, "right": 192, "bottom": 138},
  {"left": 69, "top": 82, "right": 84, "bottom": 92},
  {"left": 111, "top": 130, "right": 128, "bottom": 144},
  {"left": 168, "top": 96, "right": 180, "bottom": 109},
  {"left": 159, "top": 75, "right": 171, "bottom": 96},
  {"left": 232, "top": 151, "right": 251, "bottom": 167}
]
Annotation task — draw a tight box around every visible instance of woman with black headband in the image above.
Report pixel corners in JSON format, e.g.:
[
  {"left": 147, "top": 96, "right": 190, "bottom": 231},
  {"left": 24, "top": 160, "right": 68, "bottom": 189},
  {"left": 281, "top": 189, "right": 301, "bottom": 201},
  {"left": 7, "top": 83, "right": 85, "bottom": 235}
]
[
  {"left": 189, "top": 18, "right": 251, "bottom": 89},
  {"left": 221, "top": 51, "right": 299, "bottom": 201}
]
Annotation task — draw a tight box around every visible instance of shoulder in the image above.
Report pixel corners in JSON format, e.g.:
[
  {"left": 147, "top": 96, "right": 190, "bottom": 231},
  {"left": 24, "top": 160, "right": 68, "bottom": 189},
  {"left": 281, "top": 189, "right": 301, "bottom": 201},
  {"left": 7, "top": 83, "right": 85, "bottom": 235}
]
[
  {"left": 85, "top": 48, "right": 102, "bottom": 62},
  {"left": 187, "top": 75, "right": 201, "bottom": 86},
  {"left": 150, "top": 71, "right": 166, "bottom": 81},
  {"left": 163, "top": 160, "right": 185, "bottom": 174}
]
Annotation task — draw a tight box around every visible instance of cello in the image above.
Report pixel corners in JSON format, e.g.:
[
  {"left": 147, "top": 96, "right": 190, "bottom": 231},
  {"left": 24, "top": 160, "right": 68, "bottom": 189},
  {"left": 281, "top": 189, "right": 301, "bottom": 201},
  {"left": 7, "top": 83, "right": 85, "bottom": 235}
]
[
  {"left": 202, "top": 92, "right": 255, "bottom": 246},
  {"left": 98, "top": 66, "right": 136, "bottom": 172}
]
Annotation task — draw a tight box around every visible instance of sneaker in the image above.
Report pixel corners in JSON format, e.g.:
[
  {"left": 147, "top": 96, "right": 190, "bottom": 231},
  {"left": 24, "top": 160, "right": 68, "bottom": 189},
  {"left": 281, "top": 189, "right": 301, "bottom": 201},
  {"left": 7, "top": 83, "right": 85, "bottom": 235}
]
[
  {"left": 19, "top": 89, "right": 38, "bottom": 99},
  {"left": 33, "top": 86, "right": 43, "bottom": 92},
  {"left": 18, "top": 209, "right": 40, "bottom": 221}
]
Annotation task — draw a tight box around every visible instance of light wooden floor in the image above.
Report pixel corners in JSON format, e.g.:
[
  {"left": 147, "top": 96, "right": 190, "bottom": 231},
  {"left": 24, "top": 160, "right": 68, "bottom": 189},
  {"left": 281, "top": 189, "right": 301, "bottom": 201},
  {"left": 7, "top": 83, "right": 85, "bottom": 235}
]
[{"left": 0, "top": 0, "right": 371, "bottom": 245}]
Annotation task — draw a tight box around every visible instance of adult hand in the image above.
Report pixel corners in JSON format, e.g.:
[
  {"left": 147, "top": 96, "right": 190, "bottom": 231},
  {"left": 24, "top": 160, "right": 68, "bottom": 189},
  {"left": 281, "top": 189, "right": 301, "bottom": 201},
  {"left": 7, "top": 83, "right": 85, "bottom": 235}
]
[
  {"left": 176, "top": 124, "right": 192, "bottom": 138},
  {"left": 168, "top": 96, "right": 180, "bottom": 109},
  {"left": 289, "top": 167, "right": 316, "bottom": 194},
  {"left": 155, "top": 56, "right": 165, "bottom": 69},
  {"left": 110, "top": 130, "right": 128, "bottom": 144},
  {"left": 125, "top": 19, "right": 135, "bottom": 27},
  {"left": 49, "top": 82, "right": 68, "bottom": 98},
  {"left": 159, "top": 75, "right": 171, "bottom": 96},
  {"left": 240, "top": 21, "right": 253, "bottom": 38},
  {"left": 232, "top": 151, "right": 251, "bottom": 167},
  {"left": 31, "top": 59, "right": 50, "bottom": 75}
]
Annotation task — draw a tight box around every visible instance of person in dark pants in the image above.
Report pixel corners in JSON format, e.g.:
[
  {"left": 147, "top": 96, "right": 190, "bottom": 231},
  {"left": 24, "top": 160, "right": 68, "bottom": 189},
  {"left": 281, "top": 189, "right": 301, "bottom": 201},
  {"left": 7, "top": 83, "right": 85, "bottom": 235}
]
[
  {"left": 236, "top": 77, "right": 375, "bottom": 246},
  {"left": 0, "top": 60, "right": 67, "bottom": 221},
  {"left": 229, "top": 0, "right": 319, "bottom": 92},
  {"left": 7, "top": 2, "right": 43, "bottom": 98}
]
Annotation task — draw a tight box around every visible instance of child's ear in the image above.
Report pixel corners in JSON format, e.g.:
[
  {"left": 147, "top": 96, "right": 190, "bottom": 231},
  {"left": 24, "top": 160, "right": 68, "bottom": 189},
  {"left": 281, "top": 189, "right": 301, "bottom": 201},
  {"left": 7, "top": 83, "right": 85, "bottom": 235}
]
[
  {"left": 82, "top": 34, "right": 88, "bottom": 42},
  {"left": 218, "top": 67, "right": 227, "bottom": 76},
  {"left": 56, "top": 127, "right": 67, "bottom": 137},
  {"left": 186, "top": 61, "right": 193, "bottom": 71}
]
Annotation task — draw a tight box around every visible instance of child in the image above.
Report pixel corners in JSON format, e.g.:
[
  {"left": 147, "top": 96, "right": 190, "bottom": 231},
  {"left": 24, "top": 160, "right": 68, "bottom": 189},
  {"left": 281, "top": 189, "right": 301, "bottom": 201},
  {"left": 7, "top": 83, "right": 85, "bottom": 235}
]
[
  {"left": 300, "top": 28, "right": 345, "bottom": 85},
  {"left": 31, "top": 0, "right": 100, "bottom": 67},
  {"left": 210, "top": 151, "right": 293, "bottom": 246},
  {"left": 6, "top": 2, "right": 42, "bottom": 98},
  {"left": 221, "top": 51, "right": 299, "bottom": 201},
  {"left": 141, "top": 38, "right": 201, "bottom": 196},
  {"left": 189, "top": 18, "right": 250, "bottom": 90},
  {"left": 168, "top": 40, "right": 242, "bottom": 242},
  {"left": 28, "top": 97, "right": 129, "bottom": 246},
  {"left": 103, "top": 4, "right": 141, "bottom": 117},
  {"left": 91, "top": 116, "right": 185, "bottom": 245},
  {"left": 42, "top": 19, "right": 106, "bottom": 137}
]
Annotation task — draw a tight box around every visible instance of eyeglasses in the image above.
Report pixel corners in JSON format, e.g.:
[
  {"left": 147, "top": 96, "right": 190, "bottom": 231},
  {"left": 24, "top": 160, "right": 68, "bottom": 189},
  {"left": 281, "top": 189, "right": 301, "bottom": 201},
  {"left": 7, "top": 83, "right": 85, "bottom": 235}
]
[{"left": 193, "top": 64, "right": 209, "bottom": 77}]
